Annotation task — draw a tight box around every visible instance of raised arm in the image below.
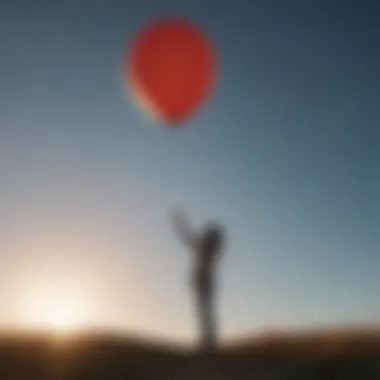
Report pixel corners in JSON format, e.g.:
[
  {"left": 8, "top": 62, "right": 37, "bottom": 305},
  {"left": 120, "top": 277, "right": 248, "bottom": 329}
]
[{"left": 170, "top": 209, "right": 196, "bottom": 249}]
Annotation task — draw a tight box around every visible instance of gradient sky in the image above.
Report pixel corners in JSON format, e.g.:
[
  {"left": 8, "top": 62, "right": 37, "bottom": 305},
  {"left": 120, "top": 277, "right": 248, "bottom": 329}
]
[{"left": 0, "top": 0, "right": 379, "bottom": 342}]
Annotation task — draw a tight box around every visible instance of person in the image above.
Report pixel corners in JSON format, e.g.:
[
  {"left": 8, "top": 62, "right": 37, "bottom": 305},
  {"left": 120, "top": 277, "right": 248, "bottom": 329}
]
[{"left": 171, "top": 209, "right": 225, "bottom": 355}]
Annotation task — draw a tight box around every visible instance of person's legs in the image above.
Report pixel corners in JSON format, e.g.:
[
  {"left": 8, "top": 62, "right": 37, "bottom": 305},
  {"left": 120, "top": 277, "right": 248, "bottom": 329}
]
[{"left": 198, "top": 284, "right": 216, "bottom": 354}]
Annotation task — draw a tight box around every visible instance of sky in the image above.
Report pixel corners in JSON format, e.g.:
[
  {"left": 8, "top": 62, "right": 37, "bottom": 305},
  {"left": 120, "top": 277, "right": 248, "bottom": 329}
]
[{"left": 0, "top": 0, "right": 379, "bottom": 343}]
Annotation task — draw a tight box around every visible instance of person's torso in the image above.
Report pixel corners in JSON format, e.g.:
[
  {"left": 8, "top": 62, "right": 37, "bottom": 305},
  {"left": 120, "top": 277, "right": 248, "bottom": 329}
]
[{"left": 191, "top": 244, "right": 220, "bottom": 290}]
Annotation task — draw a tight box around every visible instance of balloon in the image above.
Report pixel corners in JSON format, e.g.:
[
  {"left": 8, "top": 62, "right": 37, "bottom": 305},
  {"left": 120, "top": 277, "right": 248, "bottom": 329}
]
[{"left": 125, "top": 18, "right": 216, "bottom": 126}]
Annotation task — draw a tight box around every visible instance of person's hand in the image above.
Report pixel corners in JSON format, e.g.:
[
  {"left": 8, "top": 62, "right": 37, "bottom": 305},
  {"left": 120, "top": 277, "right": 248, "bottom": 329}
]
[
  {"left": 170, "top": 208, "right": 194, "bottom": 248},
  {"left": 170, "top": 208, "right": 189, "bottom": 230}
]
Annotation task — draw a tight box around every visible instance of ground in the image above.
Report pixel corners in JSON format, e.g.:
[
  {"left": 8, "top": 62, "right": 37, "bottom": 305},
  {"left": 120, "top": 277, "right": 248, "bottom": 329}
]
[{"left": 0, "top": 330, "right": 379, "bottom": 379}]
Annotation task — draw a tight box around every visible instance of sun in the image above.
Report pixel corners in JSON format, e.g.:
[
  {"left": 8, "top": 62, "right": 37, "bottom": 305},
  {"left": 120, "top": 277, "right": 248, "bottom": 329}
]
[
  {"left": 40, "top": 302, "right": 79, "bottom": 332},
  {"left": 19, "top": 291, "right": 86, "bottom": 334}
]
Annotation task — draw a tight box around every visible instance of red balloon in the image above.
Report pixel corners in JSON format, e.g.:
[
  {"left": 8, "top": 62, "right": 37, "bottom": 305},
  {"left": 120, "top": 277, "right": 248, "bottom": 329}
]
[{"left": 125, "top": 18, "right": 216, "bottom": 126}]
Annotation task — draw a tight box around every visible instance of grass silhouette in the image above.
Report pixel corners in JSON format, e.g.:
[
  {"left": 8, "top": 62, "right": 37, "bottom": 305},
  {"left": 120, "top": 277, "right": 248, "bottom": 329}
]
[{"left": 0, "top": 328, "right": 379, "bottom": 379}]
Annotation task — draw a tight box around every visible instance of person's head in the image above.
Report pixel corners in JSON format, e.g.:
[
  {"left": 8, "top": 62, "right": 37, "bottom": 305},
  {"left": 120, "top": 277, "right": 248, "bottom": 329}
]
[{"left": 202, "top": 223, "right": 225, "bottom": 253}]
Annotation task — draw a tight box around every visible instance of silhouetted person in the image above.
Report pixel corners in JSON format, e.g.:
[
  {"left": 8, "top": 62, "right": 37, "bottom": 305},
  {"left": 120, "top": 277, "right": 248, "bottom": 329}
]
[{"left": 171, "top": 210, "right": 225, "bottom": 355}]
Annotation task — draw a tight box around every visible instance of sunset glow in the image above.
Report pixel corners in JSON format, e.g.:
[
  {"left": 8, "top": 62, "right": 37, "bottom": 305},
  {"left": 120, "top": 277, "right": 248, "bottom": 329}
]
[{"left": 20, "top": 292, "right": 86, "bottom": 333}]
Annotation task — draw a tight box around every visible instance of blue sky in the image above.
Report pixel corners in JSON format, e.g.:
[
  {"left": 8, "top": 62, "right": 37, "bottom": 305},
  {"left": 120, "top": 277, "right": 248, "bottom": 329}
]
[{"left": 0, "top": 0, "right": 379, "bottom": 342}]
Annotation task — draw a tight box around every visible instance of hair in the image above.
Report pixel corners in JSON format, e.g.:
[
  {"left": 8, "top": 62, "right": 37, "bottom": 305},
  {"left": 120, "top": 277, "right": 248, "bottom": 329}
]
[{"left": 202, "top": 223, "right": 225, "bottom": 253}]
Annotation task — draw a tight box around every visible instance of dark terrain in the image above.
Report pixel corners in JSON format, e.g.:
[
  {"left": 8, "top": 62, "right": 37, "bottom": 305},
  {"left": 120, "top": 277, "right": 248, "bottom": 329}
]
[{"left": 0, "top": 328, "right": 379, "bottom": 379}]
